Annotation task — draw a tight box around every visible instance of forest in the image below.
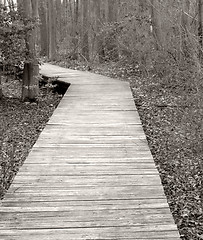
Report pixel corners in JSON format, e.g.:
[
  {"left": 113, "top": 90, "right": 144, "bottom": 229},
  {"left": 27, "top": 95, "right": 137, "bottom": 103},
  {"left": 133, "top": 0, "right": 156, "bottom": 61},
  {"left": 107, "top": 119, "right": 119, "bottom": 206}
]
[{"left": 0, "top": 0, "right": 203, "bottom": 239}]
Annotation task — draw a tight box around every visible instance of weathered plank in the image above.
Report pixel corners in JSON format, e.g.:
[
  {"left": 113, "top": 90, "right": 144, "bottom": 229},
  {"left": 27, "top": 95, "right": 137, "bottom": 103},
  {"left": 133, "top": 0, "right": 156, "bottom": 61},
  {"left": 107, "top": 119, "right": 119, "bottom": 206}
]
[
  {"left": 0, "top": 63, "right": 180, "bottom": 239},
  {"left": 10, "top": 174, "right": 161, "bottom": 187},
  {"left": 0, "top": 198, "right": 169, "bottom": 209},
  {"left": 0, "top": 227, "right": 180, "bottom": 240}
]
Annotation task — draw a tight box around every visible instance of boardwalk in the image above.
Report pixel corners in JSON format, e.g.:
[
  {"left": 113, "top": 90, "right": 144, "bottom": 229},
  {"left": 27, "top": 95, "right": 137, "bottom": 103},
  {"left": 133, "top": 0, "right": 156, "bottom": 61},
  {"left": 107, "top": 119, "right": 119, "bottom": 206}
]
[{"left": 0, "top": 63, "right": 180, "bottom": 239}]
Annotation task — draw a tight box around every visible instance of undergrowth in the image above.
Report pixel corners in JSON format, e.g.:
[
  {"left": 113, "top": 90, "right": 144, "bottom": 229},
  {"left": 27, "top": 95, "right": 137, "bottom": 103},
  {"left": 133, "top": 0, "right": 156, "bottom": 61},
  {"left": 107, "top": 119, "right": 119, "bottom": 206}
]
[{"left": 0, "top": 77, "right": 62, "bottom": 199}]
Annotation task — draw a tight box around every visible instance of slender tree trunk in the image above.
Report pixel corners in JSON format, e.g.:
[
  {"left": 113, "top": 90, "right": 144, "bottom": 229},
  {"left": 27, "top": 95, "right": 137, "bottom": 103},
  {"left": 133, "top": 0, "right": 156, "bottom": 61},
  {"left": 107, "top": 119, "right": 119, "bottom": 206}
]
[
  {"left": 181, "top": 0, "right": 190, "bottom": 57},
  {"left": 0, "top": 72, "right": 2, "bottom": 100},
  {"left": 106, "top": 0, "right": 119, "bottom": 61},
  {"left": 71, "top": 0, "right": 79, "bottom": 60},
  {"left": 81, "top": 0, "right": 89, "bottom": 61},
  {"left": 95, "top": 0, "right": 105, "bottom": 63},
  {"left": 47, "top": 0, "right": 57, "bottom": 60},
  {"left": 198, "top": 0, "right": 203, "bottom": 60},
  {"left": 21, "top": 0, "right": 39, "bottom": 101},
  {"left": 56, "top": 0, "right": 62, "bottom": 44},
  {"left": 150, "top": 0, "right": 163, "bottom": 50},
  {"left": 39, "top": 0, "right": 48, "bottom": 56},
  {"left": 0, "top": 0, "right": 4, "bottom": 99}
]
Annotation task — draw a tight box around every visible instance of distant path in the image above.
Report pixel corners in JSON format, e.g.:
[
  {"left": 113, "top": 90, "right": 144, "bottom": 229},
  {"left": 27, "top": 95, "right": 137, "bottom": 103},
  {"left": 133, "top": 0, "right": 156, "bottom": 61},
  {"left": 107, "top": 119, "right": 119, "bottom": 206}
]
[{"left": 0, "top": 63, "right": 180, "bottom": 239}]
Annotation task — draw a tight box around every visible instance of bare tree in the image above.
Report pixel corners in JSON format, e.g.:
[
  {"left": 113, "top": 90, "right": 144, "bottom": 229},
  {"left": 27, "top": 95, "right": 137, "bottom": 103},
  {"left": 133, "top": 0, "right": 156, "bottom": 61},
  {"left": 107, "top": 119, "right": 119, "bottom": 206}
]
[
  {"left": 81, "top": 0, "right": 89, "bottom": 61},
  {"left": 106, "top": 0, "right": 119, "bottom": 61},
  {"left": 47, "top": 0, "right": 57, "bottom": 60},
  {"left": 198, "top": 0, "right": 203, "bottom": 54},
  {"left": 72, "top": 0, "right": 79, "bottom": 59},
  {"left": 150, "top": 0, "right": 164, "bottom": 50},
  {"left": 0, "top": 0, "right": 4, "bottom": 99},
  {"left": 39, "top": 0, "right": 48, "bottom": 56},
  {"left": 95, "top": 0, "right": 105, "bottom": 63}
]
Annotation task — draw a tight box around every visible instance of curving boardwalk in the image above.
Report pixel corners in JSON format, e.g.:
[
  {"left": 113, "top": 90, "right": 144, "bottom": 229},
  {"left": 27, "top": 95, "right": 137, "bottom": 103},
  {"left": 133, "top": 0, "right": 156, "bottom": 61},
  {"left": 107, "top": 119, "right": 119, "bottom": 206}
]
[{"left": 0, "top": 63, "right": 180, "bottom": 239}]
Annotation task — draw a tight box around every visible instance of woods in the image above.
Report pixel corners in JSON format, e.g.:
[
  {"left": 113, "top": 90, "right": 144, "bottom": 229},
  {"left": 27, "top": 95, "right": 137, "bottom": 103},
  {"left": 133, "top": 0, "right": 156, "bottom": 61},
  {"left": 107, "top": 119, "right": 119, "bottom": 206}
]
[
  {"left": 0, "top": 1, "right": 203, "bottom": 239},
  {"left": 1, "top": 1, "right": 203, "bottom": 82}
]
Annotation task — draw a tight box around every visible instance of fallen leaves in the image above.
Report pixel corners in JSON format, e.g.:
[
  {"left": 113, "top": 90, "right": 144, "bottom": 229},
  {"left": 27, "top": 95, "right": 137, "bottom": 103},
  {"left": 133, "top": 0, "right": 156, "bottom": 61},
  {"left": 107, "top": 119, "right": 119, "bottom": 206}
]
[{"left": 0, "top": 76, "right": 62, "bottom": 199}]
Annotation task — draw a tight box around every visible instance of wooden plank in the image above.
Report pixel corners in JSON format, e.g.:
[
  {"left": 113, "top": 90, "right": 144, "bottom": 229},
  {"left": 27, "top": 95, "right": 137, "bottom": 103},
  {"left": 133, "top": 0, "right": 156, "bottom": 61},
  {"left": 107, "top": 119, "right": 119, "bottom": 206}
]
[
  {"left": 17, "top": 164, "right": 158, "bottom": 175},
  {"left": 35, "top": 135, "right": 147, "bottom": 145},
  {"left": 0, "top": 209, "right": 175, "bottom": 229},
  {"left": 0, "top": 227, "right": 180, "bottom": 239},
  {"left": 28, "top": 148, "right": 152, "bottom": 159},
  {"left": 24, "top": 157, "right": 154, "bottom": 164},
  {"left": 3, "top": 185, "right": 166, "bottom": 202},
  {"left": 48, "top": 115, "right": 141, "bottom": 124},
  {"left": 32, "top": 143, "right": 149, "bottom": 149},
  {"left": 39, "top": 124, "right": 144, "bottom": 136},
  {"left": 11, "top": 174, "right": 161, "bottom": 186},
  {"left": 1, "top": 199, "right": 169, "bottom": 210}
]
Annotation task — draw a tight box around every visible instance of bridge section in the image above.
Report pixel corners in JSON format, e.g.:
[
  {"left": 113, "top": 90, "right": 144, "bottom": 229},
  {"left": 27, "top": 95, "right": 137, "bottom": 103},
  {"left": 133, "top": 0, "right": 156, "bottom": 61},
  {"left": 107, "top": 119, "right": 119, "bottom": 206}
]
[{"left": 0, "top": 63, "right": 180, "bottom": 239}]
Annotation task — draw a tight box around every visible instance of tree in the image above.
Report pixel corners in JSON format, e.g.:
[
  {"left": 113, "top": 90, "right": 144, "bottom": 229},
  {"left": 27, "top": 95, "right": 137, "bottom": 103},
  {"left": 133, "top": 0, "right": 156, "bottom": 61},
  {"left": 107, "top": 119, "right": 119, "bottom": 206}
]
[
  {"left": 39, "top": 0, "right": 48, "bottom": 56},
  {"left": 181, "top": 0, "right": 190, "bottom": 58},
  {"left": 198, "top": 0, "right": 203, "bottom": 60},
  {"left": 0, "top": 0, "right": 3, "bottom": 99},
  {"left": 21, "top": 0, "right": 39, "bottom": 101},
  {"left": 81, "top": 0, "right": 89, "bottom": 61},
  {"left": 106, "top": 0, "right": 119, "bottom": 61},
  {"left": 150, "top": 0, "right": 164, "bottom": 50},
  {"left": 47, "top": 0, "right": 57, "bottom": 60},
  {"left": 72, "top": 0, "right": 79, "bottom": 59},
  {"left": 95, "top": 0, "right": 105, "bottom": 63},
  {"left": 0, "top": 0, "right": 31, "bottom": 100}
]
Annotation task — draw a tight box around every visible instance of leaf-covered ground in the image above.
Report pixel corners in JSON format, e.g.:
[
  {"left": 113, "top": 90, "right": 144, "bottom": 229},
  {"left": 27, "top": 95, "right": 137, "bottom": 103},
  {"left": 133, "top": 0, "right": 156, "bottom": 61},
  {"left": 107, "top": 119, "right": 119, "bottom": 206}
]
[
  {"left": 0, "top": 76, "right": 62, "bottom": 199},
  {"left": 54, "top": 60, "right": 203, "bottom": 240}
]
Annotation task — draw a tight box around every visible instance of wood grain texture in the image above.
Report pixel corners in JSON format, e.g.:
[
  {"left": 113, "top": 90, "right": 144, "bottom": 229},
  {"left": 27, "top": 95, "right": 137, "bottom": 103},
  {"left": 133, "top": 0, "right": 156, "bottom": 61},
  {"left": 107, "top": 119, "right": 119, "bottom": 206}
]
[{"left": 0, "top": 63, "right": 180, "bottom": 239}]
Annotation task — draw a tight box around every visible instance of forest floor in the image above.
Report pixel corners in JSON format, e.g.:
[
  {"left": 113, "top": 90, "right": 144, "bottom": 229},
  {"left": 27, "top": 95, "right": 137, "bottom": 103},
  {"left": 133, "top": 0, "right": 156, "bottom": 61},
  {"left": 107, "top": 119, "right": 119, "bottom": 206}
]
[
  {"left": 0, "top": 60, "right": 203, "bottom": 240},
  {"left": 53, "top": 59, "right": 203, "bottom": 240},
  {"left": 0, "top": 75, "right": 63, "bottom": 199}
]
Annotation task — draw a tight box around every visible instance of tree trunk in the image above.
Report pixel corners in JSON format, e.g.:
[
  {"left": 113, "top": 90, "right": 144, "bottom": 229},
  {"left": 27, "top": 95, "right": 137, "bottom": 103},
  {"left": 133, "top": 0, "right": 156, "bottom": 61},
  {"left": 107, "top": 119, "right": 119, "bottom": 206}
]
[
  {"left": 0, "top": 0, "right": 5, "bottom": 100},
  {"left": 95, "top": 0, "right": 105, "bottom": 63},
  {"left": 81, "top": 0, "right": 89, "bottom": 61},
  {"left": 0, "top": 72, "right": 2, "bottom": 100},
  {"left": 150, "top": 0, "right": 163, "bottom": 50},
  {"left": 47, "top": 0, "right": 57, "bottom": 60},
  {"left": 56, "top": 0, "right": 62, "bottom": 44},
  {"left": 39, "top": 0, "right": 48, "bottom": 56},
  {"left": 106, "top": 0, "right": 119, "bottom": 61},
  {"left": 181, "top": 0, "right": 190, "bottom": 58},
  {"left": 0, "top": 0, "right": 2, "bottom": 99},
  {"left": 21, "top": 0, "right": 39, "bottom": 101},
  {"left": 198, "top": 0, "right": 203, "bottom": 62},
  {"left": 71, "top": 0, "right": 79, "bottom": 60}
]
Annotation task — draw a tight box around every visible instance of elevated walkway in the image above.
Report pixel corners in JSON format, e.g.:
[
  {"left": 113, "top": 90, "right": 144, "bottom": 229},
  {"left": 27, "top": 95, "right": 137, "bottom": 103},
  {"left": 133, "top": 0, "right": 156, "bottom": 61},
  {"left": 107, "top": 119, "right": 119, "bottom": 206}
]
[{"left": 0, "top": 63, "right": 180, "bottom": 239}]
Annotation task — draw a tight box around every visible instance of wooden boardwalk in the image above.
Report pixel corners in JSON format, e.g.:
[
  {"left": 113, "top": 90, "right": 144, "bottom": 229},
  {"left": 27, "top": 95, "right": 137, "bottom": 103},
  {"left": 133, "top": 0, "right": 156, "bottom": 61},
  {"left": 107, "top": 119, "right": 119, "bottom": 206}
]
[{"left": 0, "top": 63, "right": 180, "bottom": 239}]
